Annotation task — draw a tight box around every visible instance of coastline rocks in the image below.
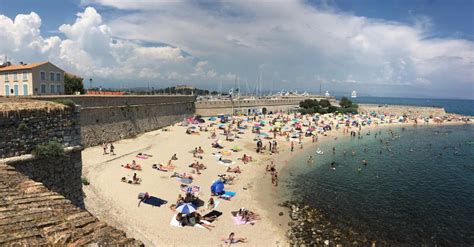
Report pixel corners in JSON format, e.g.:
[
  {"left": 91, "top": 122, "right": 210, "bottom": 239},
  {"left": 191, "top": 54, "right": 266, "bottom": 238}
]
[{"left": 282, "top": 200, "right": 373, "bottom": 246}]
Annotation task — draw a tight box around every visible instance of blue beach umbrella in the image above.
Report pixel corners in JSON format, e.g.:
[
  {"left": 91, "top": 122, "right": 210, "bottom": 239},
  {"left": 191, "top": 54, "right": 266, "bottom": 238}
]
[
  {"left": 176, "top": 203, "right": 196, "bottom": 215},
  {"left": 211, "top": 180, "right": 225, "bottom": 195}
]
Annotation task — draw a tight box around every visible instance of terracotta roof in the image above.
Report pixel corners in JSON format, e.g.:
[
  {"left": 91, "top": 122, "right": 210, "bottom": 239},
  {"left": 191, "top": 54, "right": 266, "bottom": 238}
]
[
  {"left": 0, "top": 62, "right": 49, "bottom": 72},
  {"left": 0, "top": 163, "right": 143, "bottom": 246}
]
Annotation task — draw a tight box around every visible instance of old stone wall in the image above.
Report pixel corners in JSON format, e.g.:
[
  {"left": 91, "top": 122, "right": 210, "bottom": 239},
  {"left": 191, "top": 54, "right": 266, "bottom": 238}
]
[
  {"left": 195, "top": 96, "right": 336, "bottom": 116},
  {"left": 0, "top": 106, "right": 81, "bottom": 158},
  {"left": 6, "top": 148, "right": 84, "bottom": 208},
  {"left": 29, "top": 95, "right": 196, "bottom": 147},
  {"left": 80, "top": 100, "right": 195, "bottom": 146},
  {"left": 0, "top": 104, "right": 84, "bottom": 208}
]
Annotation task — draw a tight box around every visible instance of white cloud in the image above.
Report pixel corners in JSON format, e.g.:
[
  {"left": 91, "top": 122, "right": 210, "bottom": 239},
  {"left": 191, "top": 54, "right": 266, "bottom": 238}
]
[{"left": 1, "top": 1, "right": 473, "bottom": 98}]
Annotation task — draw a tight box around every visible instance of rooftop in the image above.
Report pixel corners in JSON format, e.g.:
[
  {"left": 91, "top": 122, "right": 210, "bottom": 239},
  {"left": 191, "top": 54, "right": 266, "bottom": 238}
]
[
  {"left": 0, "top": 62, "right": 49, "bottom": 72},
  {"left": 0, "top": 163, "right": 143, "bottom": 246}
]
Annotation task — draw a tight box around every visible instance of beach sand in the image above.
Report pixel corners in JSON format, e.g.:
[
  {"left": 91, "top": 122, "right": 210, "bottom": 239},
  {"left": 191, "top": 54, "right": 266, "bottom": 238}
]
[{"left": 82, "top": 114, "right": 471, "bottom": 246}]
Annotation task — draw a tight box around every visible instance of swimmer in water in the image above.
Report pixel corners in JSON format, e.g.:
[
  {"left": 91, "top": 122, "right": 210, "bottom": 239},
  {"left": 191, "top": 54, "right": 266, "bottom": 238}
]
[
  {"left": 352, "top": 150, "right": 356, "bottom": 156},
  {"left": 307, "top": 156, "right": 314, "bottom": 164},
  {"left": 362, "top": 159, "right": 368, "bottom": 166}
]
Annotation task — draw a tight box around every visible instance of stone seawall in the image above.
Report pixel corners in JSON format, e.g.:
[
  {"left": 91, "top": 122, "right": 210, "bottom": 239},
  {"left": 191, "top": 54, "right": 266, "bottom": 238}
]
[
  {"left": 196, "top": 96, "right": 335, "bottom": 116},
  {"left": 30, "top": 95, "right": 196, "bottom": 147},
  {"left": 0, "top": 103, "right": 84, "bottom": 207},
  {"left": 358, "top": 104, "right": 447, "bottom": 117},
  {"left": 4, "top": 147, "right": 84, "bottom": 208},
  {"left": 0, "top": 106, "right": 81, "bottom": 158}
]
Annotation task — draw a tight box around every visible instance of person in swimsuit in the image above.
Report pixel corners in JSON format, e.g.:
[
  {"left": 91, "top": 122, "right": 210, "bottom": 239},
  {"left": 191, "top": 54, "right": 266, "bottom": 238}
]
[{"left": 223, "top": 232, "right": 247, "bottom": 245}]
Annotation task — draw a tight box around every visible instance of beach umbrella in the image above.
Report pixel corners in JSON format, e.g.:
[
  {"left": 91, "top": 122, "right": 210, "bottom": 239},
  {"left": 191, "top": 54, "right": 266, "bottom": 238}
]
[
  {"left": 176, "top": 203, "right": 196, "bottom": 215},
  {"left": 211, "top": 180, "right": 225, "bottom": 195}
]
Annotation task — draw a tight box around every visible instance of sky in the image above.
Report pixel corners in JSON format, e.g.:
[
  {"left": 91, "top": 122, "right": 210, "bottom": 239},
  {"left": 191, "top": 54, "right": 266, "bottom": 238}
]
[{"left": 0, "top": 0, "right": 473, "bottom": 99}]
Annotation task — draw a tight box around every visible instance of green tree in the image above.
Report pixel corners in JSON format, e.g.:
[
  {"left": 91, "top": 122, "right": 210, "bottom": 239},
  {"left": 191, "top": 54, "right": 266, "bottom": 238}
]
[
  {"left": 64, "top": 73, "right": 85, "bottom": 95},
  {"left": 339, "top": 97, "right": 353, "bottom": 108},
  {"left": 319, "top": 99, "right": 331, "bottom": 108}
]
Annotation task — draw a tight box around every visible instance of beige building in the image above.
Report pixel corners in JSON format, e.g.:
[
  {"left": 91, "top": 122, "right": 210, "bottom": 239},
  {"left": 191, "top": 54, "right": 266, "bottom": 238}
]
[{"left": 0, "top": 61, "right": 65, "bottom": 96}]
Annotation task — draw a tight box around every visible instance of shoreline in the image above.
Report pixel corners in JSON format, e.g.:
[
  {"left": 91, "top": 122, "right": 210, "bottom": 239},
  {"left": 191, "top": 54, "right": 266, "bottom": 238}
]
[
  {"left": 265, "top": 121, "right": 472, "bottom": 246},
  {"left": 81, "top": 113, "right": 472, "bottom": 246}
]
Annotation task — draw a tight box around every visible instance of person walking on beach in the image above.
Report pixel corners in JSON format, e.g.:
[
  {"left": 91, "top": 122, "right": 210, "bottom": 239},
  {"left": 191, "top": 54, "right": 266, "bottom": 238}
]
[
  {"left": 102, "top": 142, "right": 108, "bottom": 155},
  {"left": 291, "top": 141, "right": 294, "bottom": 152},
  {"left": 110, "top": 143, "right": 115, "bottom": 155}
]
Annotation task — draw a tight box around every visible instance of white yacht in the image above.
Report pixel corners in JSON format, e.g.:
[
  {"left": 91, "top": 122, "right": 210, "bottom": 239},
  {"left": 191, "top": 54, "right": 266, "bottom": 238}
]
[{"left": 351, "top": 90, "right": 357, "bottom": 98}]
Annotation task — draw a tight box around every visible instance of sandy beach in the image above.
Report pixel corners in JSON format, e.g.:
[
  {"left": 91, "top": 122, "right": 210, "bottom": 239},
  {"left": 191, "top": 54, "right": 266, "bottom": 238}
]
[{"left": 81, "top": 113, "right": 471, "bottom": 246}]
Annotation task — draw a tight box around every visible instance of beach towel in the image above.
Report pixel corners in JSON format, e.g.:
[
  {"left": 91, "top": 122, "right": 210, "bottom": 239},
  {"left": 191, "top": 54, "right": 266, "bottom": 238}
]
[
  {"left": 181, "top": 185, "right": 200, "bottom": 194},
  {"left": 219, "top": 191, "right": 236, "bottom": 200},
  {"left": 224, "top": 191, "right": 236, "bottom": 197},
  {"left": 232, "top": 215, "right": 256, "bottom": 225},
  {"left": 177, "top": 177, "right": 193, "bottom": 184},
  {"left": 169, "top": 215, "right": 206, "bottom": 229},
  {"left": 136, "top": 155, "right": 149, "bottom": 159},
  {"left": 218, "top": 160, "right": 235, "bottom": 166}
]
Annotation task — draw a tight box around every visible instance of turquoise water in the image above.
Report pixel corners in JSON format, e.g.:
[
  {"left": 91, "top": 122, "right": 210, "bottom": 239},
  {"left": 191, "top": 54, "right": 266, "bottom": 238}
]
[
  {"left": 281, "top": 124, "right": 474, "bottom": 245},
  {"left": 349, "top": 96, "right": 474, "bottom": 116}
]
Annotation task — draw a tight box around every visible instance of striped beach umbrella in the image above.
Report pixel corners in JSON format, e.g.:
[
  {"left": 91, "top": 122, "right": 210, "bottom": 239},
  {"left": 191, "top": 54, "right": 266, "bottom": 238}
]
[{"left": 176, "top": 203, "right": 196, "bottom": 215}]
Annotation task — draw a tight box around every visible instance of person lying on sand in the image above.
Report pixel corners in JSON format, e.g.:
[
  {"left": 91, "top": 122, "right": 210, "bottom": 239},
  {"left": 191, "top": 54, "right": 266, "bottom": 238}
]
[
  {"left": 222, "top": 232, "right": 247, "bottom": 245},
  {"left": 189, "top": 161, "right": 207, "bottom": 170},
  {"left": 227, "top": 166, "right": 242, "bottom": 173},
  {"left": 170, "top": 172, "right": 194, "bottom": 180},
  {"left": 241, "top": 154, "right": 253, "bottom": 164},
  {"left": 218, "top": 174, "right": 236, "bottom": 184}
]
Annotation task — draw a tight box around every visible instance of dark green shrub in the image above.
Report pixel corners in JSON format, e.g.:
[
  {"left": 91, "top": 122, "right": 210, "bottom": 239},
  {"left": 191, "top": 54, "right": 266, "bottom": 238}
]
[{"left": 33, "top": 141, "right": 65, "bottom": 158}]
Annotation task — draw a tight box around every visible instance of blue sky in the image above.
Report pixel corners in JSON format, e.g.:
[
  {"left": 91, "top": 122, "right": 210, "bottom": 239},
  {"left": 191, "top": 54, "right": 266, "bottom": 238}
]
[{"left": 0, "top": 0, "right": 473, "bottom": 99}]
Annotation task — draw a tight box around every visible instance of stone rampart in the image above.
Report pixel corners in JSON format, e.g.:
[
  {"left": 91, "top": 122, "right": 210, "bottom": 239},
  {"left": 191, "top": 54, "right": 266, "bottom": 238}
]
[
  {"left": 196, "top": 96, "right": 335, "bottom": 116},
  {"left": 0, "top": 105, "right": 81, "bottom": 158},
  {"left": 0, "top": 103, "right": 84, "bottom": 207},
  {"left": 30, "top": 95, "right": 196, "bottom": 147}
]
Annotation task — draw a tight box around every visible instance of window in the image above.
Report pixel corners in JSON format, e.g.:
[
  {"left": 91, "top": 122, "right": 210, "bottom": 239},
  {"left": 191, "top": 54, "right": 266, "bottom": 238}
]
[
  {"left": 56, "top": 73, "right": 61, "bottom": 81},
  {"left": 40, "top": 71, "right": 45, "bottom": 80},
  {"left": 50, "top": 72, "right": 54, "bottom": 81},
  {"left": 3, "top": 73, "right": 8, "bottom": 82},
  {"left": 13, "top": 72, "right": 18, "bottom": 81},
  {"left": 56, "top": 85, "right": 61, "bottom": 93},
  {"left": 40, "top": 84, "right": 46, "bottom": 93},
  {"left": 22, "top": 71, "right": 27, "bottom": 81},
  {"left": 50, "top": 84, "right": 55, "bottom": 93}
]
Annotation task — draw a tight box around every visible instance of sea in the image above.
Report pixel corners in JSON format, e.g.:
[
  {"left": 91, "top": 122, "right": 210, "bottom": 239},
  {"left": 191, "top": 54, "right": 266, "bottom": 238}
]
[
  {"left": 280, "top": 124, "right": 474, "bottom": 245},
  {"left": 347, "top": 96, "right": 474, "bottom": 116}
]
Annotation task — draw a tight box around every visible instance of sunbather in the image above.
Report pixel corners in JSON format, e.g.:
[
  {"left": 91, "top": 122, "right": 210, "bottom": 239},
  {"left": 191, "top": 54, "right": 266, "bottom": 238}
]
[
  {"left": 218, "top": 174, "right": 236, "bottom": 184},
  {"left": 227, "top": 166, "right": 242, "bottom": 173},
  {"left": 170, "top": 172, "right": 194, "bottom": 180},
  {"left": 222, "top": 232, "right": 247, "bottom": 245}
]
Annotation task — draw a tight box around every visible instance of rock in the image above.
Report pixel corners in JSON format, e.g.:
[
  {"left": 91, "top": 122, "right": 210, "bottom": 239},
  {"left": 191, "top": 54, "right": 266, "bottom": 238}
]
[
  {"left": 324, "top": 240, "right": 330, "bottom": 245},
  {"left": 279, "top": 212, "right": 284, "bottom": 216}
]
